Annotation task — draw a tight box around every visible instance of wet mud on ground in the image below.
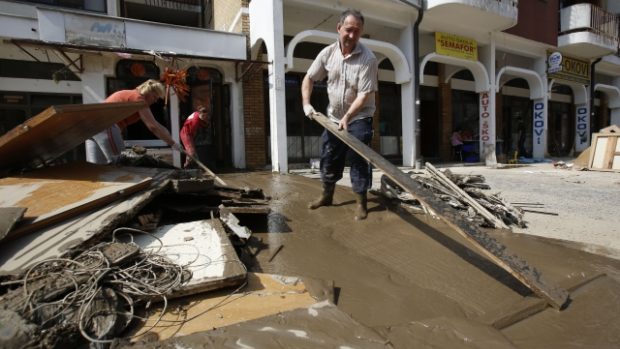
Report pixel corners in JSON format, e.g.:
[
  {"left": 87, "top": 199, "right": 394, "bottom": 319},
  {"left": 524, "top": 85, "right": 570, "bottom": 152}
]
[{"left": 133, "top": 171, "right": 620, "bottom": 348}]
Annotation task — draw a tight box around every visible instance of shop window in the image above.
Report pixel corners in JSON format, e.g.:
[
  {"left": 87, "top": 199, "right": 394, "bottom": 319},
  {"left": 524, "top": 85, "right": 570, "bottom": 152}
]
[
  {"left": 378, "top": 59, "right": 394, "bottom": 71},
  {"left": 1, "top": 91, "right": 83, "bottom": 160},
  {"left": 18, "top": 0, "right": 106, "bottom": 12},
  {"left": 121, "top": 0, "right": 212, "bottom": 28},
  {"left": 178, "top": 67, "right": 229, "bottom": 169},
  {"left": 504, "top": 78, "right": 529, "bottom": 89},
  {"left": 0, "top": 59, "right": 80, "bottom": 81},
  {"left": 116, "top": 60, "right": 160, "bottom": 80},
  {"left": 452, "top": 69, "right": 475, "bottom": 81}
]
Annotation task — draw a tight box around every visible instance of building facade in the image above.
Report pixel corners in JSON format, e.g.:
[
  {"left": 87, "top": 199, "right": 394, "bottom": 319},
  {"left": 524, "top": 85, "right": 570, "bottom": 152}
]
[
  {"left": 2, "top": 0, "right": 620, "bottom": 172},
  {"left": 0, "top": 0, "right": 248, "bottom": 169},
  {"left": 250, "top": 0, "right": 620, "bottom": 172}
]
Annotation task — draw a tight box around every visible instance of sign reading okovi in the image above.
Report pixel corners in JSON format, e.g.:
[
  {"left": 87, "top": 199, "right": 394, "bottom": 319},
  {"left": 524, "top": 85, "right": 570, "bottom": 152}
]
[
  {"left": 547, "top": 51, "right": 590, "bottom": 85},
  {"left": 435, "top": 32, "right": 478, "bottom": 61}
]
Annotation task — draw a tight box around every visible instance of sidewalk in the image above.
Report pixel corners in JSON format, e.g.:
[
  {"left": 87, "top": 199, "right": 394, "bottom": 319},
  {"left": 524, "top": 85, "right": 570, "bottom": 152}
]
[{"left": 291, "top": 161, "right": 620, "bottom": 260}]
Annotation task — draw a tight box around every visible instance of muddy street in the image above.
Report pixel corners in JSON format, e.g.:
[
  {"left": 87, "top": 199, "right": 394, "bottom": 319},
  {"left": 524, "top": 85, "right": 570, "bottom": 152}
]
[{"left": 208, "top": 171, "right": 620, "bottom": 349}]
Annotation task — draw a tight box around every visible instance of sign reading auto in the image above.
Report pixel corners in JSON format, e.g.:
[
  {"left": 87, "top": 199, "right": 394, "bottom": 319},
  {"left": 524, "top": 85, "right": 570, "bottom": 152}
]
[{"left": 435, "top": 32, "right": 477, "bottom": 61}]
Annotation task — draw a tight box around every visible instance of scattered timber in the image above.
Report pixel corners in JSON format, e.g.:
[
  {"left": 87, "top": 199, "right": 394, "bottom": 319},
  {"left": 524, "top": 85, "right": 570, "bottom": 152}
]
[{"left": 311, "top": 111, "right": 569, "bottom": 310}]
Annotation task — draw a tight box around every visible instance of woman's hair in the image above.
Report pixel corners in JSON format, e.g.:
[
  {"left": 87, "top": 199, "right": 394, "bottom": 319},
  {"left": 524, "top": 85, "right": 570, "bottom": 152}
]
[{"left": 136, "top": 79, "right": 166, "bottom": 99}]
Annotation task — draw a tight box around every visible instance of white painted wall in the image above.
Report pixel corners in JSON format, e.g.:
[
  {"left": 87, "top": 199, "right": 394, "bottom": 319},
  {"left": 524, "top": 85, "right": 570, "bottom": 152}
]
[{"left": 399, "top": 23, "right": 417, "bottom": 167}]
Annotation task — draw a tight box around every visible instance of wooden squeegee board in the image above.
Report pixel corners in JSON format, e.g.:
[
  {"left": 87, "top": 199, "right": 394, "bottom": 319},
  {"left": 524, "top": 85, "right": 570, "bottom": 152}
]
[{"left": 311, "top": 111, "right": 569, "bottom": 309}]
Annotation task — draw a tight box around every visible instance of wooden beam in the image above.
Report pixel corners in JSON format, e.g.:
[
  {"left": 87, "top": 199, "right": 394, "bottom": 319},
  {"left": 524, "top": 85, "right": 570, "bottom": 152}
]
[
  {"left": 426, "top": 163, "right": 509, "bottom": 229},
  {"left": 310, "top": 111, "right": 569, "bottom": 309}
]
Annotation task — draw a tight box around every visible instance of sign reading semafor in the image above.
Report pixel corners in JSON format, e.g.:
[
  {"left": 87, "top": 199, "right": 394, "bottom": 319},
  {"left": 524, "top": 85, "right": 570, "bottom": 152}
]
[
  {"left": 547, "top": 51, "right": 590, "bottom": 85},
  {"left": 435, "top": 32, "right": 477, "bottom": 61}
]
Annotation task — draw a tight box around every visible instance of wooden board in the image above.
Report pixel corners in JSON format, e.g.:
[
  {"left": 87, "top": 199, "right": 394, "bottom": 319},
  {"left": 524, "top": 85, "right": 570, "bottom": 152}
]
[
  {"left": 0, "top": 102, "right": 143, "bottom": 171},
  {"left": 133, "top": 219, "right": 247, "bottom": 299},
  {"left": 0, "top": 162, "right": 153, "bottom": 240},
  {"left": 589, "top": 132, "right": 620, "bottom": 172},
  {"left": 131, "top": 273, "right": 322, "bottom": 340},
  {"left": 0, "top": 168, "right": 173, "bottom": 275},
  {"left": 311, "top": 111, "right": 569, "bottom": 309}
]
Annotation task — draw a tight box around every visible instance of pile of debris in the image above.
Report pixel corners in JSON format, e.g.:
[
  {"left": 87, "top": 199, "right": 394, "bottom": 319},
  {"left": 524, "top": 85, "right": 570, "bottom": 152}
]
[
  {"left": 0, "top": 102, "right": 329, "bottom": 348},
  {"left": 379, "top": 163, "right": 526, "bottom": 229},
  {"left": 0, "top": 164, "right": 271, "bottom": 348}
]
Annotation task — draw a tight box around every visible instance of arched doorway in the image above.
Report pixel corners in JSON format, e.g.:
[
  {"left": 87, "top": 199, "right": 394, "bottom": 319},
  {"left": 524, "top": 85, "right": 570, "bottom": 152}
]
[
  {"left": 179, "top": 67, "right": 231, "bottom": 170},
  {"left": 548, "top": 84, "right": 574, "bottom": 156}
]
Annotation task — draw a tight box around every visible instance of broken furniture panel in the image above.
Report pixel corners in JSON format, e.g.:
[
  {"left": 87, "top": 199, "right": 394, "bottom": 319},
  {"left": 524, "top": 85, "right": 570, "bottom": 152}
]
[
  {"left": 0, "top": 163, "right": 155, "bottom": 240},
  {"left": 0, "top": 102, "right": 143, "bottom": 171},
  {"left": 589, "top": 128, "right": 620, "bottom": 172}
]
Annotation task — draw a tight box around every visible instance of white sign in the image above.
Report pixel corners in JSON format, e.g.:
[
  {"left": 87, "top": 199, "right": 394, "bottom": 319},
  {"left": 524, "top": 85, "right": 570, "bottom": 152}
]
[
  {"left": 575, "top": 105, "right": 589, "bottom": 151},
  {"left": 547, "top": 51, "right": 562, "bottom": 74},
  {"left": 65, "top": 14, "right": 126, "bottom": 47}
]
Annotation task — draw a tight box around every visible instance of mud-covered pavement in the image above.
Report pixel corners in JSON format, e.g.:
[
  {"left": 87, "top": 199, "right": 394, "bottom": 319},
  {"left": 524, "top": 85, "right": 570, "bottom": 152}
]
[{"left": 204, "top": 171, "right": 620, "bottom": 349}]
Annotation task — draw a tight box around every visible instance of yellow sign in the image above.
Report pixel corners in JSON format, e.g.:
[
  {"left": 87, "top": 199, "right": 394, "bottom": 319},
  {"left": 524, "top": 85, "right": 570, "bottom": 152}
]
[
  {"left": 546, "top": 51, "right": 590, "bottom": 85},
  {"left": 435, "top": 32, "right": 477, "bottom": 61}
]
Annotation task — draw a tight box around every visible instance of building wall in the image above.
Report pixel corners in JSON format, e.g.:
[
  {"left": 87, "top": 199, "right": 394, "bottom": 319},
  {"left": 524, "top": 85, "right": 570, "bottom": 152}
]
[
  {"left": 213, "top": 0, "right": 247, "bottom": 32},
  {"left": 242, "top": 65, "right": 267, "bottom": 169},
  {"left": 504, "top": 0, "right": 559, "bottom": 46}
]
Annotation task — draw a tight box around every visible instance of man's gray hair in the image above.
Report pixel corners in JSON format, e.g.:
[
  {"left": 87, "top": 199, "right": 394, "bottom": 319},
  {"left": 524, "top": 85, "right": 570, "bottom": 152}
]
[{"left": 339, "top": 9, "right": 364, "bottom": 26}]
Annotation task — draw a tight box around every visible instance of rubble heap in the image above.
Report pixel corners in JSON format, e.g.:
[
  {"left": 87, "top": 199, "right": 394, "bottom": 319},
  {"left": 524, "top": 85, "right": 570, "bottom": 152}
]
[{"left": 379, "top": 167, "right": 526, "bottom": 229}]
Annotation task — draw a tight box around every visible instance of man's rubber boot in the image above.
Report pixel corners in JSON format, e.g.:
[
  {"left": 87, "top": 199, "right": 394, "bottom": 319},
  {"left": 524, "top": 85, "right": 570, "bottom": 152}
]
[
  {"left": 308, "top": 183, "right": 335, "bottom": 209},
  {"left": 354, "top": 192, "right": 368, "bottom": 221}
]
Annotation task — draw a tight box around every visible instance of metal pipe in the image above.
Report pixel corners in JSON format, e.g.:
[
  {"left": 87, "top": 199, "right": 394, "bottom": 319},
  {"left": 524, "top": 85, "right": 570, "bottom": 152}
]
[
  {"left": 590, "top": 57, "right": 602, "bottom": 133},
  {"left": 396, "top": 0, "right": 424, "bottom": 166}
]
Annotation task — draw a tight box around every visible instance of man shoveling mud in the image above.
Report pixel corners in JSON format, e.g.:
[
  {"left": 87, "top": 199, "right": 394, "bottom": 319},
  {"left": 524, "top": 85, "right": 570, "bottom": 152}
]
[{"left": 301, "top": 9, "right": 378, "bottom": 220}]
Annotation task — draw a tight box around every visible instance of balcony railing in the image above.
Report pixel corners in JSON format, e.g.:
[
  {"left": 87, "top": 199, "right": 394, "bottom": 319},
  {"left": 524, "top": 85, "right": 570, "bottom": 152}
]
[
  {"left": 143, "top": 0, "right": 202, "bottom": 11},
  {"left": 560, "top": 3, "right": 619, "bottom": 41}
]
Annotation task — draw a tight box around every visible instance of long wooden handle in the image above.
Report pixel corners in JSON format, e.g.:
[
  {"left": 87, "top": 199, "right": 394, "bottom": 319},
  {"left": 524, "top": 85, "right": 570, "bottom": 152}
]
[{"left": 179, "top": 147, "right": 226, "bottom": 186}]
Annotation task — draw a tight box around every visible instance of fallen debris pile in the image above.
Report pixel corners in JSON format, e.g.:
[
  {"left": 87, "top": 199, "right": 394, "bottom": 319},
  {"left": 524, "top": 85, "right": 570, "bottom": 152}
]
[
  {"left": 379, "top": 164, "right": 526, "bottom": 229},
  {"left": 0, "top": 239, "right": 191, "bottom": 348}
]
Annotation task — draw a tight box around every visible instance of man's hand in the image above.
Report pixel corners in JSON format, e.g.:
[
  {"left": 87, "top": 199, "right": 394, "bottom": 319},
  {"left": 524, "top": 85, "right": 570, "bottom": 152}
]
[
  {"left": 338, "top": 113, "right": 352, "bottom": 131},
  {"left": 303, "top": 104, "right": 316, "bottom": 120}
]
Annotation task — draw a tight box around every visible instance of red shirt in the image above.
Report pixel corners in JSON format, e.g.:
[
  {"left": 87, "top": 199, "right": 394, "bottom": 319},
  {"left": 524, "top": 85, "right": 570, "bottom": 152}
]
[
  {"left": 180, "top": 112, "right": 208, "bottom": 156},
  {"left": 105, "top": 89, "right": 146, "bottom": 130}
]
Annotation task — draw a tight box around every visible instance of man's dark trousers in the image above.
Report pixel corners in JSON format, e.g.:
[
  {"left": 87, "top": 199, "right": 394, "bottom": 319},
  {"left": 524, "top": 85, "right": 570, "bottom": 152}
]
[{"left": 319, "top": 118, "right": 373, "bottom": 194}]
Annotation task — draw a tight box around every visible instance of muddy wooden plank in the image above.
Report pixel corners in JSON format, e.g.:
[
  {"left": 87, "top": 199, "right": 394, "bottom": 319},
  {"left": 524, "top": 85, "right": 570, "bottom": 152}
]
[
  {"left": 0, "top": 102, "right": 144, "bottom": 171},
  {"left": 0, "top": 163, "right": 154, "bottom": 241},
  {"left": 479, "top": 272, "right": 606, "bottom": 329},
  {"left": 311, "top": 111, "right": 569, "bottom": 309},
  {"left": 0, "top": 207, "right": 26, "bottom": 241},
  {"left": 0, "top": 168, "right": 173, "bottom": 275}
]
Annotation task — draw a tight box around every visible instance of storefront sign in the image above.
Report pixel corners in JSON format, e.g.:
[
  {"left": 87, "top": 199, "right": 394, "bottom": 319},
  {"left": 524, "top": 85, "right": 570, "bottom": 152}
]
[
  {"left": 532, "top": 99, "right": 546, "bottom": 159},
  {"left": 65, "top": 14, "right": 126, "bottom": 47},
  {"left": 533, "top": 101, "right": 545, "bottom": 145},
  {"left": 479, "top": 91, "right": 490, "bottom": 142},
  {"left": 547, "top": 51, "right": 590, "bottom": 85},
  {"left": 575, "top": 105, "right": 589, "bottom": 151},
  {"left": 435, "top": 32, "right": 477, "bottom": 61}
]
